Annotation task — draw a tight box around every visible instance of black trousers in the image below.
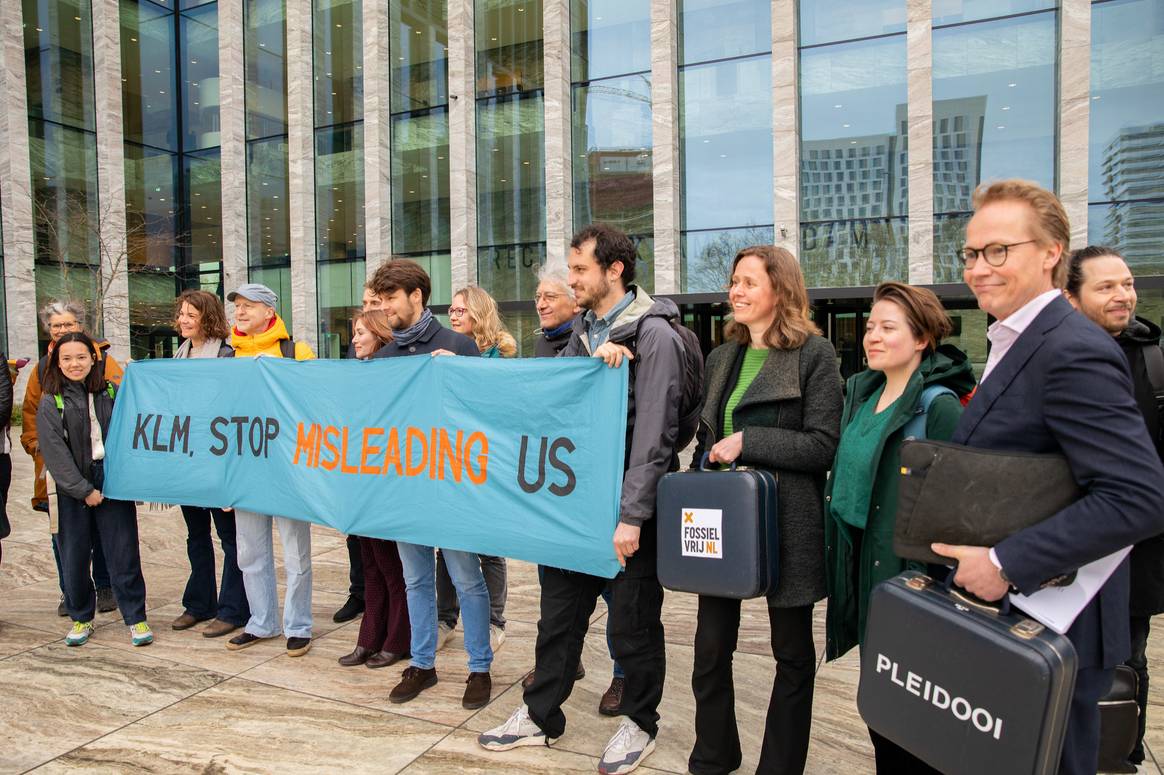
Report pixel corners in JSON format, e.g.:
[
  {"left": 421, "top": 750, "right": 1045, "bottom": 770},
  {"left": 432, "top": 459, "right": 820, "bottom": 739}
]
[
  {"left": 525, "top": 561, "right": 666, "bottom": 739},
  {"left": 1060, "top": 666, "right": 1113, "bottom": 775},
  {"left": 689, "top": 599, "right": 816, "bottom": 775},
  {"left": 1128, "top": 615, "right": 1151, "bottom": 764},
  {"left": 180, "top": 505, "right": 249, "bottom": 625},
  {"left": 346, "top": 534, "right": 364, "bottom": 601},
  {"left": 57, "top": 478, "right": 146, "bottom": 625}
]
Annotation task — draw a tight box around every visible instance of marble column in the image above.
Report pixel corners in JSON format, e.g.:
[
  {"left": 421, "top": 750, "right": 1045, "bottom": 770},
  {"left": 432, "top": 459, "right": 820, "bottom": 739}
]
[
  {"left": 218, "top": 0, "right": 249, "bottom": 297},
  {"left": 286, "top": 0, "right": 318, "bottom": 348},
  {"left": 543, "top": 0, "right": 572, "bottom": 269},
  {"left": 0, "top": 0, "right": 38, "bottom": 372},
  {"left": 650, "top": 0, "right": 680, "bottom": 294},
  {"left": 448, "top": 0, "right": 477, "bottom": 288},
  {"left": 906, "top": 0, "right": 934, "bottom": 286},
  {"left": 772, "top": 0, "right": 799, "bottom": 258},
  {"left": 92, "top": 0, "right": 130, "bottom": 362},
  {"left": 1059, "top": 0, "right": 1091, "bottom": 247},
  {"left": 363, "top": 0, "right": 392, "bottom": 278}
]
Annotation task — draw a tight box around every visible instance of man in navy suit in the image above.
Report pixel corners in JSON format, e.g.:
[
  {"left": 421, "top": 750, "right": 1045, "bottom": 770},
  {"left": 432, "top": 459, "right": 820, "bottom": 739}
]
[{"left": 932, "top": 180, "right": 1164, "bottom": 775}]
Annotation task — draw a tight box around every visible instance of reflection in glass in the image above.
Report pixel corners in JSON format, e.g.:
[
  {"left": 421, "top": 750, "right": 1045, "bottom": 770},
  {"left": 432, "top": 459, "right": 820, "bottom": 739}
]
[
  {"left": 798, "top": 0, "right": 905, "bottom": 47},
  {"left": 180, "top": 5, "right": 221, "bottom": 151},
  {"left": 314, "top": 0, "right": 363, "bottom": 125},
  {"left": 124, "top": 143, "right": 178, "bottom": 268},
  {"left": 477, "top": 243, "right": 548, "bottom": 304},
  {"left": 250, "top": 265, "right": 293, "bottom": 326},
  {"left": 571, "top": 0, "right": 650, "bottom": 82},
  {"left": 316, "top": 124, "right": 365, "bottom": 262},
  {"left": 802, "top": 218, "right": 908, "bottom": 287},
  {"left": 392, "top": 110, "right": 450, "bottom": 254},
  {"left": 248, "top": 137, "right": 291, "bottom": 266},
  {"left": 573, "top": 75, "right": 653, "bottom": 239},
  {"left": 477, "top": 96, "right": 546, "bottom": 249},
  {"left": 29, "top": 120, "right": 101, "bottom": 267},
  {"left": 406, "top": 252, "right": 453, "bottom": 306},
  {"left": 185, "top": 149, "right": 223, "bottom": 268},
  {"left": 680, "top": 57, "right": 773, "bottom": 232},
  {"left": 245, "top": 0, "right": 287, "bottom": 139},
  {"left": 391, "top": 0, "right": 449, "bottom": 112},
  {"left": 318, "top": 259, "right": 365, "bottom": 358},
  {"left": 678, "top": 0, "right": 770, "bottom": 65},
  {"left": 932, "top": 0, "right": 1054, "bottom": 27},
  {"left": 476, "top": 0, "right": 543, "bottom": 98},
  {"left": 683, "top": 226, "right": 775, "bottom": 293},
  {"left": 121, "top": 0, "right": 178, "bottom": 150},
  {"left": 24, "top": 0, "right": 97, "bottom": 131},
  {"left": 633, "top": 237, "right": 655, "bottom": 294},
  {"left": 1088, "top": 202, "right": 1164, "bottom": 276}
]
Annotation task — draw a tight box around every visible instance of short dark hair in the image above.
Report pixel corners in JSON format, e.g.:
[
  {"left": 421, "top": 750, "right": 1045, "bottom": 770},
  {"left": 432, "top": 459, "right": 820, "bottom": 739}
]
[
  {"left": 1066, "top": 245, "right": 1124, "bottom": 297},
  {"left": 369, "top": 259, "right": 432, "bottom": 306},
  {"left": 570, "top": 223, "right": 636, "bottom": 286},
  {"left": 872, "top": 281, "right": 953, "bottom": 353},
  {"left": 43, "top": 332, "right": 105, "bottom": 395}
]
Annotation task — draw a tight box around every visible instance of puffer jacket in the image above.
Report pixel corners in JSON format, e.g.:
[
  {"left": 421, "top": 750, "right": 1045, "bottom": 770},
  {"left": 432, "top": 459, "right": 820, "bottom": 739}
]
[
  {"left": 36, "top": 379, "right": 117, "bottom": 501},
  {"left": 231, "top": 315, "right": 315, "bottom": 360}
]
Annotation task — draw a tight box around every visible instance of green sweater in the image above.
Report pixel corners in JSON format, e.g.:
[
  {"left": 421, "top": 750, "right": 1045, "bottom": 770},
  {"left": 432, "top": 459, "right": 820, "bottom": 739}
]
[
  {"left": 723, "top": 348, "right": 768, "bottom": 436},
  {"left": 829, "top": 385, "right": 899, "bottom": 529}
]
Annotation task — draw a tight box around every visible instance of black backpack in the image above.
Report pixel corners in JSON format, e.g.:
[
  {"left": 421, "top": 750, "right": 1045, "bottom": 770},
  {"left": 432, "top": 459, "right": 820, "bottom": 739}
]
[
  {"left": 278, "top": 339, "right": 296, "bottom": 359},
  {"left": 626, "top": 315, "right": 706, "bottom": 451}
]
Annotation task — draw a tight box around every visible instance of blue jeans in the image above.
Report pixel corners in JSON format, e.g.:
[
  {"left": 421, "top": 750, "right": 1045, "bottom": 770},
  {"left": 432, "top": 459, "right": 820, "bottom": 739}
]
[
  {"left": 397, "top": 542, "right": 492, "bottom": 672},
  {"left": 235, "top": 510, "right": 312, "bottom": 639}
]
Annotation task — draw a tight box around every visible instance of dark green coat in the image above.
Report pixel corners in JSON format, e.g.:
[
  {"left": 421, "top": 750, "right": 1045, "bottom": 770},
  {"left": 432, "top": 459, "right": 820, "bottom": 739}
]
[{"left": 824, "top": 345, "right": 976, "bottom": 661}]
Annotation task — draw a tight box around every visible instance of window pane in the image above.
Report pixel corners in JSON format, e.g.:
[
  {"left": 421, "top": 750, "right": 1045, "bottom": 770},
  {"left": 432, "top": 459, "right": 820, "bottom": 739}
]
[
  {"left": 932, "top": 0, "right": 1055, "bottom": 27},
  {"left": 682, "top": 226, "right": 775, "bottom": 293},
  {"left": 29, "top": 119, "right": 100, "bottom": 266},
  {"left": 24, "top": 0, "right": 97, "bottom": 131},
  {"left": 247, "top": 137, "right": 290, "bottom": 267},
  {"left": 185, "top": 149, "right": 223, "bottom": 267},
  {"left": 315, "top": 123, "right": 366, "bottom": 261},
  {"left": 128, "top": 270, "right": 179, "bottom": 359},
  {"left": 681, "top": 56, "right": 773, "bottom": 232},
  {"left": 181, "top": 5, "right": 221, "bottom": 151},
  {"left": 124, "top": 142, "right": 178, "bottom": 268},
  {"left": 392, "top": 109, "right": 450, "bottom": 253},
  {"left": 408, "top": 251, "right": 453, "bottom": 306},
  {"left": 477, "top": 243, "right": 547, "bottom": 303},
  {"left": 799, "top": 35, "right": 907, "bottom": 286},
  {"left": 679, "top": 0, "right": 770, "bottom": 65},
  {"left": 798, "top": 0, "right": 905, "bottom": 47},
  {"left": 571, "top": 0, "right": 650, "bottom": 82},
  {"left": 121, "top": 0, "right": 178, "bottom": 150},
  {"left": 318, "top": 258, "right": 364, "bottom": 358},
  {"left": 476, "top": 0, "right": 543, "bottom": 98},
  {"left": 1090, "top": 0, "right": 1164, "bottom": 201},
  {"left": 931, "top": 11, "right": 1056, "bottom": 281},
  {"left": 35, "top": 263, "right": 98, "bottom": 352},
  {"left": 1089, "top": 201, "right": 1164, "bottom": 275},
  {"left": 250, "top": 265, "right": 293, "bottom": 326},
  {"left": 314, "top": 0, "right": 364, "bottom": 125},
  {"left": 477, "top": 95, "right": 546, "bottom": 247},
  {"left": 245, "top": 0, "right": 287, "bottom": 139},
  {"left": 391, "top": 0, "right": 449, "bottom": 111}
]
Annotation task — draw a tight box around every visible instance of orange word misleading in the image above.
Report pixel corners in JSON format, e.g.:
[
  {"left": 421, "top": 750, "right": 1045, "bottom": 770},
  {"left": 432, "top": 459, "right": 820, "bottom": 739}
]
[{"left": 293, "top": 423, "right": 489, "bottom": 484}]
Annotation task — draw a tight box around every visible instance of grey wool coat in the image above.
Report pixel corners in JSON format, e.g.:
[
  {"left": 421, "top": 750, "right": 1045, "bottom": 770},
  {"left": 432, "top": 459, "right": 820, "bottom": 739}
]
[{"left": 690, "top": 334, "right": 843, "bottom": 607}]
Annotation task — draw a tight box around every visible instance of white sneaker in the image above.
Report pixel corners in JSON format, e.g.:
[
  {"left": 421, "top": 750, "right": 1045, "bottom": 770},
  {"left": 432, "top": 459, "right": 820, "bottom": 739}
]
[
  {"left": 490, "top": 624, "right": 506, "bottom": 653},
  {"left": 436, "top": 622, "right": 455, "bottom": 652},
  {"left": 598, "top": 719, "right": 656, "bottom": 775},
  {"left": 477, "top": 704, "right": 556, "bottom": 751}
]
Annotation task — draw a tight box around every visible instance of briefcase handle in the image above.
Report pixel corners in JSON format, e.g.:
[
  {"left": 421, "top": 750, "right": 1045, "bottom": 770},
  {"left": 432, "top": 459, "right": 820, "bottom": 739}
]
[
  {"left": 942, "top": 570, "right": 1013, "bottom": 617},
  {"left": 699, "top": 452, "right": 738, "bottom": 472}
]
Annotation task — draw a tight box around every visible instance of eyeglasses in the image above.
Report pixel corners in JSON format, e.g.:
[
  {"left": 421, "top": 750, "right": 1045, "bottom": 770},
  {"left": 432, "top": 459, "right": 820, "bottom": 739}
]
[
  {"left": 449, "top": 307, "right": 468, "bottom": 318},
  {"left": 49, "top": 322, "right": 78, "bottom": 332},
  {"left": 957, "top": 240, "right": 1037, "bottom": 269},
  {"left": 534, "top": 292, "right": 565, "bottom": 303}
]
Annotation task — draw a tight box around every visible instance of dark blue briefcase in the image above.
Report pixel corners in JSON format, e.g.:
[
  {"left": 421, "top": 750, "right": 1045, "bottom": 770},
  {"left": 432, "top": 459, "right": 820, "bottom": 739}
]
[
  {"left": 859, "top": 571, "right": 1077, "bottom": 775},
  {"left": 655, "top": 457, "right": 779, "bottom": 598}
]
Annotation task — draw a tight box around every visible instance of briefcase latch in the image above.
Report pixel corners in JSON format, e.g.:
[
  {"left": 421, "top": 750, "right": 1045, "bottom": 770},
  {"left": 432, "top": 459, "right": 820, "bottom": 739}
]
[
  {"left": 904, "top": 575, "right": 932, "bottom": 592},
  {"left": 1010, "top": 619, "right": 1045, "bottom": 640}
]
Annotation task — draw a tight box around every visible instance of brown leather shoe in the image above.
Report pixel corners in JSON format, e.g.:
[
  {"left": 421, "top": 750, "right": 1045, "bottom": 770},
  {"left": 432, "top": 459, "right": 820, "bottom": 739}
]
[
  {"left": 462, "top": 671, "right": 492, "bottom": 709},
  {"left": 599, "top": 676, "right": 625, "bottom": 716},
  {"left": 389, "top": 666, "right": 438, "bottom": 704},
  {"left": 338, "top": 646, "right": 373, "bottom": 666},
  {"left": 366, "top": 650, "right": 408, "bottom": 669},
  {"left": 521, "top": 662, "right": 585, "bottom": 690},
  {"left": 171, "top": 612, "right": 208, "bottom": 631},
  {"left": 202, "top": 619, "right": 240, "bottom": 639}
]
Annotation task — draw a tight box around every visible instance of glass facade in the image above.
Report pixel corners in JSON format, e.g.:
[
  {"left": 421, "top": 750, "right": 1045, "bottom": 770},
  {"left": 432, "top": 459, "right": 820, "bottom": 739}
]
[
  {"left": 680, "top": 0, "right": 772, "bottom": 293},
  {"left": 391, "top": 0, "right": 451, "bottom": 303},
  {"left": 931, "top": 2, "right": 1058, "bottom": 282},
  {"left": 314, "top": 0, "right": 364, "bottom": 357},
  {"left": 571, "top": 0, "right": 654, "bottom": 291},
  {"left": 798, "top": 3, "right": 907, "bottom": 289},
  {"left": 476, "top": 0, "right": 545, "bottom": 301},
  {"left": 1089, "top": 0, "right": 1164, "bottom": 274}
]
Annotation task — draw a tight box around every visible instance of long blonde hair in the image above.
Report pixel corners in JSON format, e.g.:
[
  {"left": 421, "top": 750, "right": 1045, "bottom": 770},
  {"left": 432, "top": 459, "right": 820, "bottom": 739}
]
[{"left": 454, "top": 285, "right": 517, "bottom": 357}]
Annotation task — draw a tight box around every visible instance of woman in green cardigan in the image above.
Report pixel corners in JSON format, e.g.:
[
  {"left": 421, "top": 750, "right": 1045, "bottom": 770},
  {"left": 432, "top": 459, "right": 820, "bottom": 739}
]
[{"left": 824, "top": 281, "right": 976, "bottom": 773}]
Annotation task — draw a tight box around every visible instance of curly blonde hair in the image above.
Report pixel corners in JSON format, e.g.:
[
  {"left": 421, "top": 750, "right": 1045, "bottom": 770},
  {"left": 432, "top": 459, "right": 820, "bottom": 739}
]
[{"left": 454, "top": 285, "right": 517, "bottom": 357}]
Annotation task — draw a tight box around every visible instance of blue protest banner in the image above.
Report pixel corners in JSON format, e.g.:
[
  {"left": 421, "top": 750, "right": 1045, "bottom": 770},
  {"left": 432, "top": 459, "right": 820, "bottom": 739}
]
[{"left": 102, "top": 356, "right": 628, "bottom": 577}]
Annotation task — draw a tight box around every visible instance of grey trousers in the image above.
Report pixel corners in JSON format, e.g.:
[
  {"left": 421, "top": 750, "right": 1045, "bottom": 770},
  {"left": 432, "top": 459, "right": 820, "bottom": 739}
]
[{"left": 436, "top": 549, "right": 506, "bottom": 629}]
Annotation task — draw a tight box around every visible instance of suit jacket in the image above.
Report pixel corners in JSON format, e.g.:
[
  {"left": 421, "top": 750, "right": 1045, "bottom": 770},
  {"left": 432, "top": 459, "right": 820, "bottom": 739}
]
[{"left": 952, "top": 295, "right": 1164, "bottom": 668}]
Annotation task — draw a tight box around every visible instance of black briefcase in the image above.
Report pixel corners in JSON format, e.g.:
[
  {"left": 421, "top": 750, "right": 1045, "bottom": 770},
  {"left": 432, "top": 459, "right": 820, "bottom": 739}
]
[
  {"left": 655, "top": 458, "right": 778, "bottom": 598},
  {"left": 859, "top": 572, "right": 1077, "bottom": 775},
  {"left": 1097, "top": 665, "right": 1139, "bottom": 773}
]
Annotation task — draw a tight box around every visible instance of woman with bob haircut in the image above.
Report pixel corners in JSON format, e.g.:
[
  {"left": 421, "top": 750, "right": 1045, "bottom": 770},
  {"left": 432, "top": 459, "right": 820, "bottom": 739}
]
[
  {"left": 688, "top": 245, "right": 843, "bottom": 775},
  {"left": 170, "top": 289, "right": 251, "bottom": 639}
]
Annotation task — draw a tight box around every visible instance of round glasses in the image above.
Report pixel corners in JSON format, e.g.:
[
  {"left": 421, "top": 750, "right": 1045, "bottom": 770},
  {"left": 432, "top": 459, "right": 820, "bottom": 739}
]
[{"left": 957, "top": 240, "right": 1037, "bottom": 269}]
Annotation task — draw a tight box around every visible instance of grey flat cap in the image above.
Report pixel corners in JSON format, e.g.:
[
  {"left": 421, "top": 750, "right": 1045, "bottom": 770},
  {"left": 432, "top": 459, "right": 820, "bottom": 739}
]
[{"left": 227, "top": 283, "right": 278, "bottom": 307}]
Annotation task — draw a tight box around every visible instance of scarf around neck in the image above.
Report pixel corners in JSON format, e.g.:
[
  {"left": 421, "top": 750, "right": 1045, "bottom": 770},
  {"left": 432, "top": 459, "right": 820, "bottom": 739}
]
[
  {"left": 392, "top": 308, "right": 434, "bottom": 347},
  {"left": 175, "top": 337, "right": 225, "bottom": 359}
]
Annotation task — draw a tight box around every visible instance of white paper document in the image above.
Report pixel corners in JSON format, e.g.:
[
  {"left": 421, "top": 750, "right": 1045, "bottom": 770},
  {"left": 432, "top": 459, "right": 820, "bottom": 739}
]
[{"left": 1008, "top": 547, "right": 1132, "bottom": 634}]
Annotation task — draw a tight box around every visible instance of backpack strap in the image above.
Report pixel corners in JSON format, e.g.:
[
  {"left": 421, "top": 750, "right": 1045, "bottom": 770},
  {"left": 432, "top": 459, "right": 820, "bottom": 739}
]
[
  {"left": 903, "top": 385, "right": 957, "bottom": 440},
  {"left": 279, "top": 338, "right": 296, "bottom": 359},
  {"left": 1142, "top": 344, "right": 1164, "bottom": 398}
]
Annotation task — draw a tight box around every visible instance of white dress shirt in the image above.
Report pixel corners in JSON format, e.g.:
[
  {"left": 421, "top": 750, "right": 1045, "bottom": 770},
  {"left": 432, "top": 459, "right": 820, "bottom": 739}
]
[{"left": 980, "top": 288, "right": 1062, "bottom": 384}]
